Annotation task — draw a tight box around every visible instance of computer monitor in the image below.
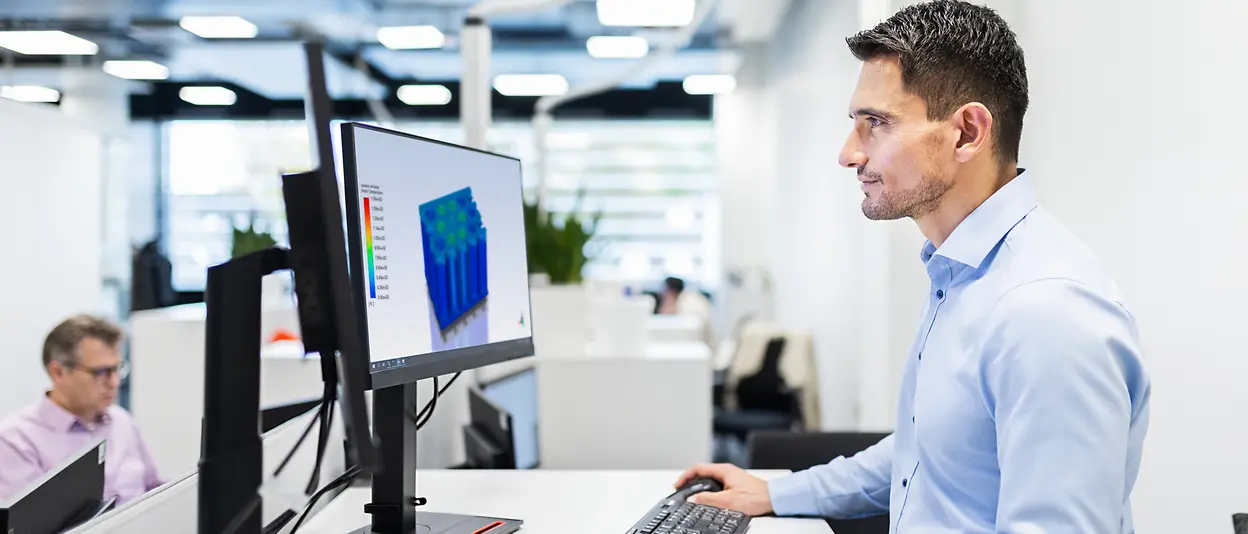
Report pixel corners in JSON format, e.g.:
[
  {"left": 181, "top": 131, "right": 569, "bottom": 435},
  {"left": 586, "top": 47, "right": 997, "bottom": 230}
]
[
  {"left": 0, "top": 439, "right": 108, "bottom": 534},
  {"left": 196, "top": 41, "right": 378, "bottom": 534},
  {"left": 479, "top": 368, "right": 539, "bottom": 469},
  {"left": 463, "top": 386, "right": 516, "bottom": 469},
  {"left": 286, "top": 43, "right": 377, "bottom": 471},
  {"left": 340, "top": 122, "right": 536, "bottom": 390}
]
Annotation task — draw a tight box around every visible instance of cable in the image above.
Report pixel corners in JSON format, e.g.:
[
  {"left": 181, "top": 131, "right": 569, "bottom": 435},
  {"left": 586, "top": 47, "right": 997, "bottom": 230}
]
[
  {"left": 405, "top": 371, "right": 464, "bottom": 430},
  {"left": 272, "top": 403, "right": 322, "bottom": 477},
  {"left": 290, "top": 464, "right": 363, "bottom": 533},
  {"left": 304, "top": 395, "right": 335, "bottom": 494},
  {"left": 221, "top": 493, "right": 262, "bottom": 534},
  {"left": 417, "top": 376, "right": 438, "bottom": 429}
]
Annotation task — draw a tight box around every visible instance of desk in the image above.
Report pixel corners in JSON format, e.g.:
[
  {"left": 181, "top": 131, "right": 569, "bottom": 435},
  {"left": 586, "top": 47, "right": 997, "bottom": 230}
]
[
  {"left": 303, "top": 470, "right": 832, "bottom": 533},
  {"left": 648, "top": 315, "right": 706, "bottom": 343}
]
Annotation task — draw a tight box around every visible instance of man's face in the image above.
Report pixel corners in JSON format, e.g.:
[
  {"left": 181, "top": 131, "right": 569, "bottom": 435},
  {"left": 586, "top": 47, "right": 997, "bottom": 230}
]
[
  {"left": 50, "top": 338, "right": 121, "bottom": 417},
  {"left": 840, "top": 56, "right": 959, "bottom": 220}
]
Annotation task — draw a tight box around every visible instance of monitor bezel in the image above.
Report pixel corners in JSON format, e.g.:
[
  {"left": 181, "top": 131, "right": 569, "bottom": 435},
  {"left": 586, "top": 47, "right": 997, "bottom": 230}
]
[{"left": 339, "top": 122, "right": 536, "bottom": 390}]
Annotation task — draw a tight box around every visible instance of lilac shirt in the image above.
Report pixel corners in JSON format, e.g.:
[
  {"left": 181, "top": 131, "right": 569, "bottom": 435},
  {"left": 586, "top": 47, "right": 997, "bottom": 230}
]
[{"left": 0, "top": 396, "right": 163, "bottom": 505}]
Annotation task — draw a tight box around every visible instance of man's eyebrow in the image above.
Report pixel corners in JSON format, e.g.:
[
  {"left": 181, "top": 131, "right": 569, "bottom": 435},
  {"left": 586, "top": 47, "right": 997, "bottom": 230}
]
[{"left": 851, "top": 107, "right": 897, "bottom": 121}]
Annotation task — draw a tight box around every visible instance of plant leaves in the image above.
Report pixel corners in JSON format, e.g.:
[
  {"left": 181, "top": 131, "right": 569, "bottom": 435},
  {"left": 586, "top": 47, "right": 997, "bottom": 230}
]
[{"left": 522, "top": 196, "right": 602, "bottom": 284}]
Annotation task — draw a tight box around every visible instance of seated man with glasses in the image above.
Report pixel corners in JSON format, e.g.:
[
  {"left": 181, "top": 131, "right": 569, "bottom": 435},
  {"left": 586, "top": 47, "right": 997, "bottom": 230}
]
[{"left": 0, "top": 314, "right": 162, "bottom": 504}]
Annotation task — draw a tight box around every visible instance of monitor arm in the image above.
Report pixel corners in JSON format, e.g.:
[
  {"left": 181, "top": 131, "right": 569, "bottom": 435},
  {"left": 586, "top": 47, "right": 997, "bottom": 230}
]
[{"left": 200, "top": 246, "right": 288, "bottom": 534}]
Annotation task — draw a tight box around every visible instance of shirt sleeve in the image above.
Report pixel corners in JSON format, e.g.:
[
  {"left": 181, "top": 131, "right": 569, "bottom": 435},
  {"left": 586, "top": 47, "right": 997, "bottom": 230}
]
[
  {"left": 981, "top": 279, "right": 1150, "bottom": 534},
  {"left": 133, "top": 424, "right": 164, "bottom": 490},
  {"left": 766, "top": 434, "right": 893, "bottom": 518},
  {"left": 0, "top": 432, "right": 46, "bottom": 502}
]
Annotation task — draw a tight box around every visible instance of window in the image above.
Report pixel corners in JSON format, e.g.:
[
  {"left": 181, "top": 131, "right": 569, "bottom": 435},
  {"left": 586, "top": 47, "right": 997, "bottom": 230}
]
[{"left": 165, "top": 119, "right": 717, "bottom": 291}]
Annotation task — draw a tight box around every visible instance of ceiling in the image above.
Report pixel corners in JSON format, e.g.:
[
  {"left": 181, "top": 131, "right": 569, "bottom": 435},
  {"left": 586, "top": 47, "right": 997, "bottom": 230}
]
[{"left": 0, "top": 0, "right": 790, "bottom": 113}]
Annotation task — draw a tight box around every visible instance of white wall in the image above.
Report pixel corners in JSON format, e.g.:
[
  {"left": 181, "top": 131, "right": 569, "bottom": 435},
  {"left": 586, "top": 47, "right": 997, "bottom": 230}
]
[
  {"left": 717, "top": 0, "right": 927, "bottom": 430},
  {"left": 126, "top": 121, "right": 162, "bottom": 247},
  {"left": 61, "top": 69, "right": 131, "bottom": 318},
  {"left": 1010, "top": 0, "right": 1248, "bottom": 530},
  {"left": 0, "top": 98, "right": 105, "bottom": 416},
  {"left": 714, "top": 44, "right": 779, "bottom": 340}
]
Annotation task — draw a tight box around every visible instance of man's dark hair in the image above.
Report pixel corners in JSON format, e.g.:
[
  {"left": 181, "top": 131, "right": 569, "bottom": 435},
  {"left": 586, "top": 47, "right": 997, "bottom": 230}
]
[
  {"left": 664, "top": 277, "right": 685, "bottom": 294},
  {"left": 847, "top": 0, "right": 1028, "bottom": 163},
  {"left": 43, "top": 314, "right": 122, "bottom": 368}
]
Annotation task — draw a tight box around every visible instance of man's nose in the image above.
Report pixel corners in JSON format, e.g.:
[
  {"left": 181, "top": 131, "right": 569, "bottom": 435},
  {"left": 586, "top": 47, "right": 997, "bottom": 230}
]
[{"left": 840, "top": 132, "right": 867, "bottom": 169}]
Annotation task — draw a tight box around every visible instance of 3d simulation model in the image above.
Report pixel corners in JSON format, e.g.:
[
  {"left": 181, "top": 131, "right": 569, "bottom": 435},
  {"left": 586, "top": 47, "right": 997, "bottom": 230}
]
[{"left": 420, "top": 187, "right": 488, "bottom": 331}]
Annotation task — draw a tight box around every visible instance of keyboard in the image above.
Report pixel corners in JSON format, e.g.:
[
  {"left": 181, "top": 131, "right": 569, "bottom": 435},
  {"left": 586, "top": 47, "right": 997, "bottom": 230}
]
[{"left": 626, "top": 479, "right": 750, "bottom": 534}]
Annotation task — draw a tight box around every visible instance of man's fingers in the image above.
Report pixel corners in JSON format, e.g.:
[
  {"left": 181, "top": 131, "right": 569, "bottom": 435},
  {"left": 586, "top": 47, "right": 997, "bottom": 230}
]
[
  {"left": 674, "top": 463, "right": 727, "bottom": 488},
  {"left": 690, "top": 490, "right": 731, "bottom": 509}
]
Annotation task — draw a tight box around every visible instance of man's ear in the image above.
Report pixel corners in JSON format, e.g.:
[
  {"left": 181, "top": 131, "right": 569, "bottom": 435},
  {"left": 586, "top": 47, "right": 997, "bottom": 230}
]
[
  {"left": 952, "top": 102, "right": 994, "bottom": 163},
  {"left": 47, "top": 362, "right": 64, "bottom": 380}
]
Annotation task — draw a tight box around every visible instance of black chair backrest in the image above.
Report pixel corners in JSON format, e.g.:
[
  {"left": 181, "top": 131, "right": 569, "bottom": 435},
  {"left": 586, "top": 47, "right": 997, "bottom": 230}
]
[
  {"left": 748, "top": 431, "right": 893, "bottom": 534},
  {"left": 735, "top": 337, "right": 791, "bottom": 413},
  {"left": 748, "top": 430, "right": 891, "bottom": 471},
  {"left": 1233, "top": 513, "right": 1248, "bottom": 534}
]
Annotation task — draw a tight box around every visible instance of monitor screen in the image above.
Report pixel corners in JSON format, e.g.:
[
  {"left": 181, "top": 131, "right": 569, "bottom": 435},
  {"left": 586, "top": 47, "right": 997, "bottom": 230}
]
[
  {"left": 481, "top": 368, "right": 539, "bottom": 469},
  {"left": 341, "top": 123, "right": 534, "bottom": 387}
]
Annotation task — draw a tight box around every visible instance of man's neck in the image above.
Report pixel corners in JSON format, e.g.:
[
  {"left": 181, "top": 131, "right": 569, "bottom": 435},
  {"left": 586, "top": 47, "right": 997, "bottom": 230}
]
[
  {"left": 48, "top": 389, "right": 100, "bottom": 423},
  {"left": 916, "top": 164, "right": 1018, "bottom": 248}
]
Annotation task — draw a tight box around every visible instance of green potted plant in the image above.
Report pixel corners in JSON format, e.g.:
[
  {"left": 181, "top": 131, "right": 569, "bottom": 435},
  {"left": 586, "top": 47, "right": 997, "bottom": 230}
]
[
  {"left": 523, "top": 196, "right": 601, "bottom": 284},
  {"left": 231, "top": 218, "right": 290, "bottom": 302},
  {"left": 231, "top": 220, "right": 277, "bottom": 258},
  {"left": 524, "top": 194, "right": 601, "bottom": 356}
]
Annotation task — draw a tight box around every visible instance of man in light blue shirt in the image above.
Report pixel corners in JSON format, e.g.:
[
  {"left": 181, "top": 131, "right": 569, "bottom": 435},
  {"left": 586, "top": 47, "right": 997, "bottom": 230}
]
[{"left": 675, "top": 1, "right": 1150, "bottom": 532}]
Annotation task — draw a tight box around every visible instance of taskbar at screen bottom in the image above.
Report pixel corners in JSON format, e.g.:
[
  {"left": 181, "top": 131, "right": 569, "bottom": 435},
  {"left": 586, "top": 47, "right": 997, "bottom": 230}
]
[
  {"left": 370, "top": 358, "right": 411, "bottom": 373},
  {"left": 366, "top": 338, "right": 536, "bottom": 391}
]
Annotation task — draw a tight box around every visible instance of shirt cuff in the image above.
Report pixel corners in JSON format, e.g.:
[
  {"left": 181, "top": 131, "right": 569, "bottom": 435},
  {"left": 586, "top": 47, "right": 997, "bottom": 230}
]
[{"left": 767, "top": 470, "right": 820, "bottom": 517}]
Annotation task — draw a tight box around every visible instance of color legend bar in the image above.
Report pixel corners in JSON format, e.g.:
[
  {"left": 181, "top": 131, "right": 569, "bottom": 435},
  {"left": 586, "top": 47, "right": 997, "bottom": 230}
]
[{"left": 364, "top": 196, "right": 377, "bottom": 299}]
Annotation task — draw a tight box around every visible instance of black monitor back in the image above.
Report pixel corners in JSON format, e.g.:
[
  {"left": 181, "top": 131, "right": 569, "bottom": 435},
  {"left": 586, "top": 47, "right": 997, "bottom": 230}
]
[
  {"left": 283, "top": 40, "right": 378, "bottom": 473},
  {"left": 463, "top": 387, "right": 516, "bottom": 469},
  {"left": 0, "top": 439, "right": 105, "bottom": 534}
]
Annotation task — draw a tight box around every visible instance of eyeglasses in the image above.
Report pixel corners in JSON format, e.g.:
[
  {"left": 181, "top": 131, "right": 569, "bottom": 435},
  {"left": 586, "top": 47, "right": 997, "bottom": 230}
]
[{"left": 66, "top": 361, "right": 130, "bottom": 382}]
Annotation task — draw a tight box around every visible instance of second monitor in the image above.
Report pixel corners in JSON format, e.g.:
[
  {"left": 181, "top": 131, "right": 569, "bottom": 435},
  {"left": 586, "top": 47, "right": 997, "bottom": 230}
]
[{"left": 341, "top": 123, "right": 536, "bottom": 390}]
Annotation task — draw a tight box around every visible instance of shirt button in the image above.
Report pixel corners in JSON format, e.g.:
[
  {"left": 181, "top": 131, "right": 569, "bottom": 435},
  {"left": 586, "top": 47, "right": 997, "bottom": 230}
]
[
  {"left": 911, "top": 416, "right": 915, "bottom": 423},
  {"left": 902, "top": 478, "right": 908, "bottom": 487},
  {"left": 936, "top": 289, "right": 945, "bottom": 299}
]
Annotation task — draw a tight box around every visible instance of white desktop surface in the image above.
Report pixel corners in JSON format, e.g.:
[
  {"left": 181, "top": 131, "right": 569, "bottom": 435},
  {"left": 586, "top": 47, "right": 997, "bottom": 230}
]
[{"left": 303, "top": 470, "right": 832, "bottom": 533}]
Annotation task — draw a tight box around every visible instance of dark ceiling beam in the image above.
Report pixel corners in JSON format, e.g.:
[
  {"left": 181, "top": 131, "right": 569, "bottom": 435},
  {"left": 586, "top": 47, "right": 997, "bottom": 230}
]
[
  {"left": 130, "top": 80, "right": 710, "bottom": 121},
  {"left": 323, "top": 45, "right": 398, "bottom": 92}
]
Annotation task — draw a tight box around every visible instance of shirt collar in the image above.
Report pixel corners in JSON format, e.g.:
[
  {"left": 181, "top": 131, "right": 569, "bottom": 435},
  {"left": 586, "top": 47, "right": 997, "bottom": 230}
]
[
  {"left": 37, "top": 394, "right": 110, "bottom": 432},
  {"left": 922, "top": 169, "right": 1037, "bottom": 270}
]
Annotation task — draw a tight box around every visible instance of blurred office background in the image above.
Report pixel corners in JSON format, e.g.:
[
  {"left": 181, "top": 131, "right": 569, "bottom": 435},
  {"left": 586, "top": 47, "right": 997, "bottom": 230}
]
[{"left": 0, "top": 0, "right": 1244, "bottom": 532}]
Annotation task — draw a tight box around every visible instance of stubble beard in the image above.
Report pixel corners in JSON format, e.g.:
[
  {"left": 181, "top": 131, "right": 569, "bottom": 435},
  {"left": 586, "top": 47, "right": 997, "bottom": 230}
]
[{"left": 861, "top": 171, "right": 953, "bottom": 221}]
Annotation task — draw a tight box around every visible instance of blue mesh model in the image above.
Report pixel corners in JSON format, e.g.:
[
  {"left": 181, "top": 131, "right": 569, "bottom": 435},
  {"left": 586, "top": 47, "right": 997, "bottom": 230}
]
[{"left": 420, "top": 187, "right": 488, "bottom": 331}]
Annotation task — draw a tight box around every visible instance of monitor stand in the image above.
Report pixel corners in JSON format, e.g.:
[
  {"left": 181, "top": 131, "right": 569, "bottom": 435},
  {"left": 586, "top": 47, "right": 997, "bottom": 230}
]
[{"left": 355, "top": 383, "right": 523, "bottom": 534}]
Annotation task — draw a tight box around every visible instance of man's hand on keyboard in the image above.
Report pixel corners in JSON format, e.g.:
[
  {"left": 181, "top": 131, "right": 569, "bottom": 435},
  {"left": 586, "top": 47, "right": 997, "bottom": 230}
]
[{"left": 673, "top": 463, "right": 774, "bottom": 516}]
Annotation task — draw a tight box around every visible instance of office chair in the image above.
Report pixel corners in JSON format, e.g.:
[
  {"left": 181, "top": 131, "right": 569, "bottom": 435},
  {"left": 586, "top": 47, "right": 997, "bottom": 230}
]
[
  {"left": 1234, "top": 513, "right": 1248, "bottom": 534},
  {"left": 716, "top": 322, "right": 820, "bottom": 429},
  {"left": 130, "top": 240, "right": 175, "bottom": 312},
  {"left": 748, "top": 430, "right": 892, "bottom": 534},
  {"left": 714, "top": 337, "right": 802, "bottom": 443}
]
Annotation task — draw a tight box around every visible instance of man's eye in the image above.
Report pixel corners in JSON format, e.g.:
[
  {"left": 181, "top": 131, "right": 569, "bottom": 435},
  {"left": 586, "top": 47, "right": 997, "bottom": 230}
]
[{"left": 866, "top": 117, "right": 883, "bottom": 128}]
